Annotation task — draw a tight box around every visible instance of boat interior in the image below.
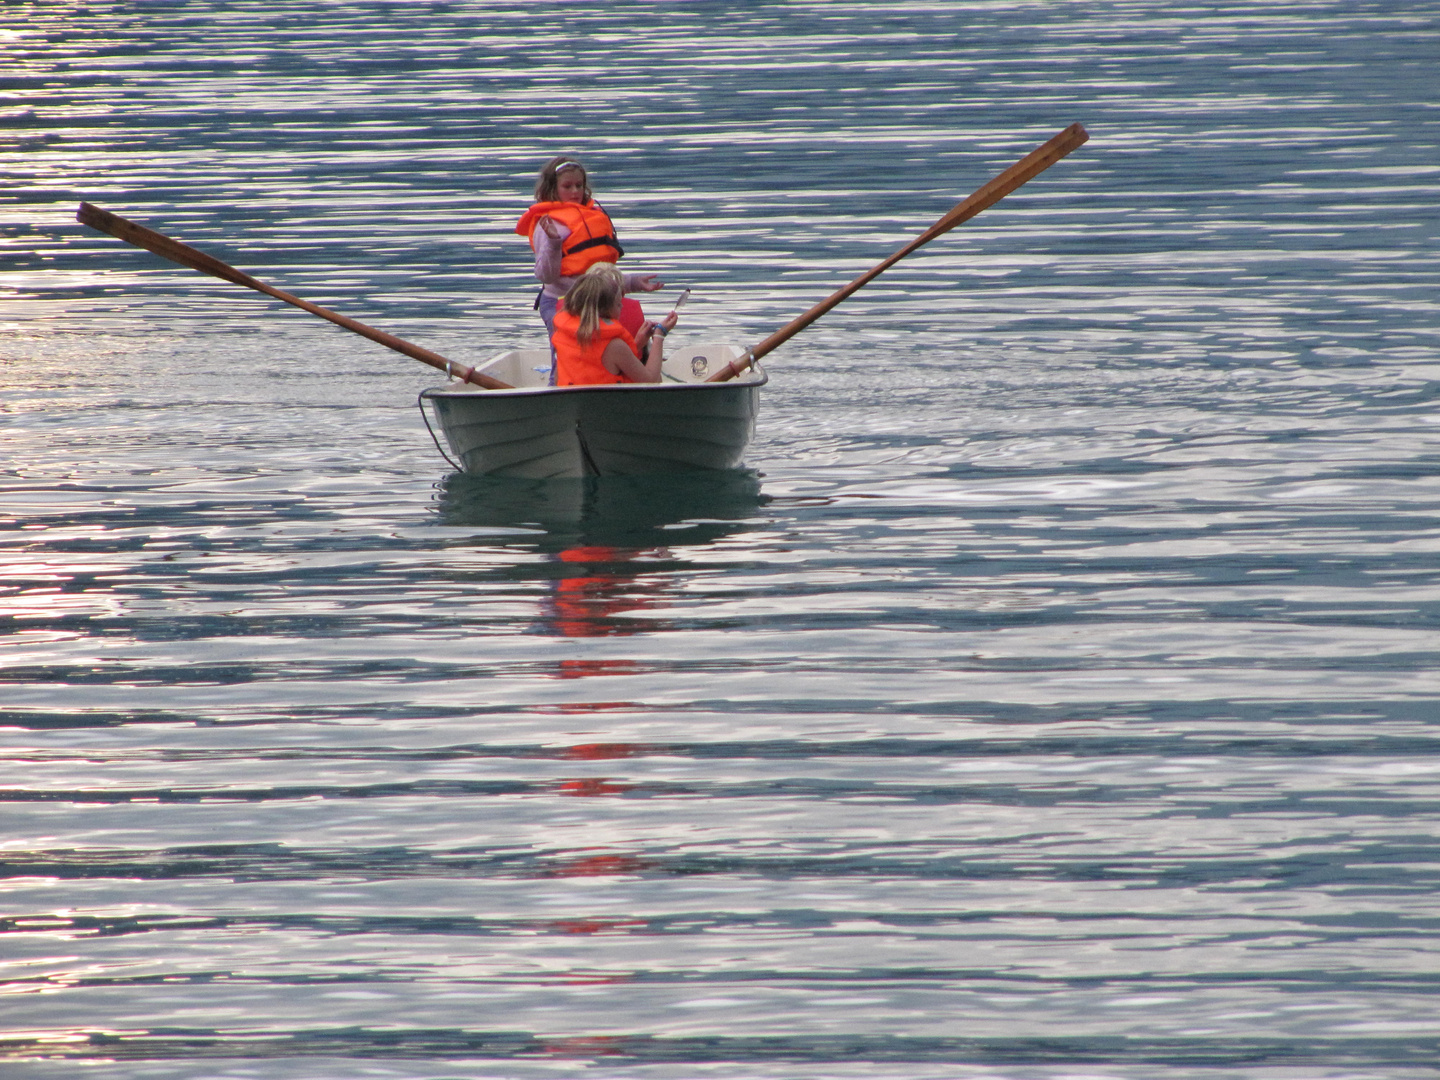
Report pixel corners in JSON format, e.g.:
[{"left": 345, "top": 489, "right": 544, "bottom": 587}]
[{"left": 450, "top": 342, "right": 758, "bottom": 391}]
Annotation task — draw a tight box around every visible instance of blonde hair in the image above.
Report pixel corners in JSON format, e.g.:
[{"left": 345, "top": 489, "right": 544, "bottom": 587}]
[
  {"left": 534, "top": 155, "right": 590, "bottom": 202},
  {"left": 563, "top": 263, "right": 624, "bottom": 346}
]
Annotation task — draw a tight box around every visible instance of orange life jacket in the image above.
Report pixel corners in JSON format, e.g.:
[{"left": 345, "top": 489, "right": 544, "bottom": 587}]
[
  {"left": 552, "top": 306, "right": 638, "bottom": 387},
  {"left": 515, "top": 199, "right": 624, "bottom": 277}
]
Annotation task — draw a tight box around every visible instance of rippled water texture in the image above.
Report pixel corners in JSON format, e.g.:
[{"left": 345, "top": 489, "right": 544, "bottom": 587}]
[{"left": 3, "top": 1, "right": 1440, "bottom": 1077}]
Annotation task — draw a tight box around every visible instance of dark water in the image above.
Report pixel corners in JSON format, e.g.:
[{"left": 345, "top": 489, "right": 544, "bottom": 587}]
[{"left": 3, "top": 2, "right": 1440, "bottom": 1077}]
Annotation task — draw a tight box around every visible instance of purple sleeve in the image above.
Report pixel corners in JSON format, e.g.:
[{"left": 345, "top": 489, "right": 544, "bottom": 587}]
[{"left": 534, "top": 222, "right": 568, "bottom": 285}]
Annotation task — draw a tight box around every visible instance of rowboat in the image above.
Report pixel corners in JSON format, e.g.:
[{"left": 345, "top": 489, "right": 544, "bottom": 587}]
[
  {"left": 77, "top": 126, "right": 1088, "bottom": 479},
  {"left": 419, "top": 342, "right": 767, "bottom": 478}
]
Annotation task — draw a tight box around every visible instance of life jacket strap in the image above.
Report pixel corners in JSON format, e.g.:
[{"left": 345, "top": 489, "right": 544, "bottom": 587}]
[{"left": 567, "top": 234, "right": 624, "bottom": 258}]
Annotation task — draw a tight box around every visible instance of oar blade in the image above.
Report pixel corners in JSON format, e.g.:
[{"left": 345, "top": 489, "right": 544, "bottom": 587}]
[
  {"left": 708, "top": 123, "right": 1090, "bottom": 381},
  {"left": 922, "top": 122, "right": 1089, "bottom": 244},
  {"left": 77, "top": 202, "right": 259, "bottom": 290}
]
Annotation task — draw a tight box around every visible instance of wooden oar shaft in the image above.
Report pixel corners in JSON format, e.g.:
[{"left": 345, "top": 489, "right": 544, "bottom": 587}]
[
  {"left": 75, "top": 202, "right": 513, "bottom": 390},
  {"left": 707, "top": 122, "right": 1089, "bottom": 382}
]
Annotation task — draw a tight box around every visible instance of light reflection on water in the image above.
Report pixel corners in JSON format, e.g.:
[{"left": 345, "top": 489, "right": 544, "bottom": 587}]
[{"left": 3, "top": 0, "right": 1440, "bottom": 1076}]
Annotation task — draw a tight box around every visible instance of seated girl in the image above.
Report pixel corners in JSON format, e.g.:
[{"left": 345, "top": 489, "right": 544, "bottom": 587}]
[{"left": 552, "top": 264, "right": 678, "bottom": 386}]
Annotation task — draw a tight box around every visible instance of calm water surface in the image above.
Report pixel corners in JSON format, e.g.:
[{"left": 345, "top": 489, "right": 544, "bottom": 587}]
[{"left": 3, "top": 2, "right": 1440, "bottom": 1077}]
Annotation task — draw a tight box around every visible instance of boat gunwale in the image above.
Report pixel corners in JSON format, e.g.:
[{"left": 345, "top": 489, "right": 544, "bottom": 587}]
[{"left": 419, "top": 365, "right": 767, "bottom": 401}]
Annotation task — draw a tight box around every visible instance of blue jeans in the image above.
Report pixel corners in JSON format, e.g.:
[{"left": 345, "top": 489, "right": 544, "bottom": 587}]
[{"left": 537, "top": 291, "right": 559, "bottom": 385}]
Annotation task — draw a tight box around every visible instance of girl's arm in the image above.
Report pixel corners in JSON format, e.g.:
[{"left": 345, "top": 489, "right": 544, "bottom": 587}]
[
  {"left": 534, "top": 219, "right": 570, "bottom": 285},
  {"left": 632, "top": 309, "right": 679, "bottom": 356},
  {"left": 622, "top": 272, "right": 664, "bottom": 294},
  {"left": 602, "top": 335, "right": 663, "bottom": 383}
]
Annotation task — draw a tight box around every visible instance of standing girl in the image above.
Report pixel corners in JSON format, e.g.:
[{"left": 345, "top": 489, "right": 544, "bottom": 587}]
[{"left": 515, "top": 155, "right": 664, "bottom": 382}]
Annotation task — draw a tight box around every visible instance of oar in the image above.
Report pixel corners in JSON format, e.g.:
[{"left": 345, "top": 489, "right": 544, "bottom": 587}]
[
  {"left": 707, "top": 122, "right": 1090, "bottom": 382},
  {"left": 75, "top": 202, "right": 514, "bottom": 390}
]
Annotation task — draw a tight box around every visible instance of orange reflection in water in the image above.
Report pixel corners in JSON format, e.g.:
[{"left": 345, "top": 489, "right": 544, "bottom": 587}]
[
  {"left": 560, "top": 743, "right": 649, "bottom": 760},
  {"left": 555, "top": 658, "right": 637, "bottom": 680},
  {"left": 536, "top": 1035, "right": 628, "bottom": 1058},
  {"left": 544, "top": 545, "right": 666, "bottom": 639},
  {"left": 556, "top": 778, "right": 632, "bottom": 797},
  {"left": 542, "top": 544, "right": 670, "bottom": 712},
  {"left": 549, "top": 968, "right": 635, "bottom": 986},
  {"left": 548, "top": 918, "right": 646, "bottom": 935},
  {"left": 551, "top": 746, "right": 649, "bottom": 797},
  {"left": 541, "top": 851, "right": 648, "bottom": 877},
  {"left": 538, "top": 699, "right": 636, "bottom": 714}
]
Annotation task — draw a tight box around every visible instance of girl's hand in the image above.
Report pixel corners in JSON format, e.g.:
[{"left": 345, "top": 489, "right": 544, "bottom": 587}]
[
  {"left": 634, "top": 274, "right": 664, "bottom": 292},
  {"left": 538, "top": 216, "right": 560, "bottom": 238}
]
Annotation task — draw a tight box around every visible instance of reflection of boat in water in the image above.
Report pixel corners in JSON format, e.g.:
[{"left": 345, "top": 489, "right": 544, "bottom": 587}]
[
  {"left": 438, "top": 471, "right": 767, "bottom": 657},
  {"left": 435, "top": 469, "right": 767, "bottom": 550},
  {"left": 420, "top": 343, "right": 766, "bottom": 479}
]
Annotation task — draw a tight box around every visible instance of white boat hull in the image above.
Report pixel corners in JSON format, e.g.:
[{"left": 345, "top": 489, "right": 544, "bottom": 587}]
[{"left": 421, "top": 342, "right": 765, "bottom": 478}]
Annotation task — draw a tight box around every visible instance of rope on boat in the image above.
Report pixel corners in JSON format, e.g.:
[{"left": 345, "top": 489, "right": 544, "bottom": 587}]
[{"left": 416, "top": 391, "right": 465, "bottom": 473}]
